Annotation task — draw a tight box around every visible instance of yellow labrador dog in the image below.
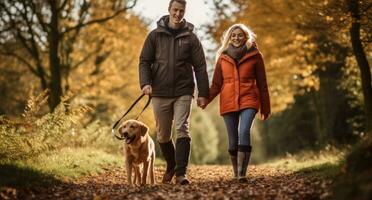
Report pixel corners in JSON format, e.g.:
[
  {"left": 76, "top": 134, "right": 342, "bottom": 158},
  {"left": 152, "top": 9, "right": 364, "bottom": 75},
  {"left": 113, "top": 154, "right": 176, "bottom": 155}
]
[{"left": 118, "top": 119, "right": 155, "bottom": 186}]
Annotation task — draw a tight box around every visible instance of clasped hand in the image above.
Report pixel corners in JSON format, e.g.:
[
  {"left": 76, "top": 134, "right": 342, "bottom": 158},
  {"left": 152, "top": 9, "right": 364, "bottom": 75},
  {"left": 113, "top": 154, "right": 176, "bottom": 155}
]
[{"left": 197, "top": 97, "right": 208, "bottom": 109}]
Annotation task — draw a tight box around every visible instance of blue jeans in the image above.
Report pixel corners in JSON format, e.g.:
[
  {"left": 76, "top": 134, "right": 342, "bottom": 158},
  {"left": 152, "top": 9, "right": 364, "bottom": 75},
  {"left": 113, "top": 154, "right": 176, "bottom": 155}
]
[{"left": 223, "top": 108, "right": 257, "bottom": 154}]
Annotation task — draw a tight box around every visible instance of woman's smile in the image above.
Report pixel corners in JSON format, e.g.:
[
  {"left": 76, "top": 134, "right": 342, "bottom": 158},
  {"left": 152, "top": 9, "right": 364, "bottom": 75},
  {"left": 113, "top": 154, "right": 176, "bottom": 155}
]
[{"left": 230, "top": 28, "right": 247, "bottom": 47}]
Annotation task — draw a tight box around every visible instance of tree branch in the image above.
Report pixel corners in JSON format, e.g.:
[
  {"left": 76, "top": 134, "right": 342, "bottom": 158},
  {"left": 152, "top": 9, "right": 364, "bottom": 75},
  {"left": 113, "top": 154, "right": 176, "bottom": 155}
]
[
  {"left": 0, "top": 26, "right": 13, "bottom": 34},
  {"left": 212, "top": 0, "right": 230, "bottom": 19},
  {"left": 90, "top": 51, "right": 111, "bottom": 75},
  {"left": 17, "top": 1, "right": 44, "bottom": 59},
  {"left": 29, "top": 1, "right": 49, "bottom": 33},
  {"left": 0, "top": 49, "right": 38, "bottom": 76},
  {"left": 62, "top": 0, "right": 137, "bottom": 35},
  {"left": 71, "top": 49, "right": 98, "bottom": 70},
  {"left": 59, "top": 0, "right": 74, "bottom": 20},
  {"left": 58, "top": 0, "right": 69, "bottom": 11},
  {"left": 0, "top": 2, "right": 36, "bottom": 57},
  {"left": 1, "top": 1, "right": 50, "bottom": 87},
  {"left": 60, "top": 0, "right": 89, "bottom": 69}
]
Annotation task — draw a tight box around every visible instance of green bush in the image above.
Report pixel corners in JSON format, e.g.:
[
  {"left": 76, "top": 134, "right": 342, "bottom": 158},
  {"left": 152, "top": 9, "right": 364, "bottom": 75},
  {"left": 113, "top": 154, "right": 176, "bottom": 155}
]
[
  {"left": 190, "top": 107, "right": 219, "bottom": 164},
  {"left": 0, "top": 92, "right": 94, "bottom": 162}
]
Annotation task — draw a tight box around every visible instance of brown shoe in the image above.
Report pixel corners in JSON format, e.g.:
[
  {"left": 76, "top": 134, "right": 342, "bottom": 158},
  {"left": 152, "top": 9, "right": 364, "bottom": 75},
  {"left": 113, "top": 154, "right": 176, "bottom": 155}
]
[
  {"left": 162, "top": 170, "right": 175, "bottom": 183},
  {"left": 175, "top": 175, "right": 190, "bottom": 185}
]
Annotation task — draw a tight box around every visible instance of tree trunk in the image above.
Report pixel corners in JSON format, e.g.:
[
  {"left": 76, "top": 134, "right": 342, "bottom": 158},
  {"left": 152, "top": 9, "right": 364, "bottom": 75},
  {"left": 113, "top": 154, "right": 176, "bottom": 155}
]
[
  {"left": 36, "top": 63, "right": 48, "bottom": 91},
  {"left": 347, "top": 0, "right": 372, "bottom": 134},
  {"left": 48, "top": 0, "right": 62, "bottom": 111}
]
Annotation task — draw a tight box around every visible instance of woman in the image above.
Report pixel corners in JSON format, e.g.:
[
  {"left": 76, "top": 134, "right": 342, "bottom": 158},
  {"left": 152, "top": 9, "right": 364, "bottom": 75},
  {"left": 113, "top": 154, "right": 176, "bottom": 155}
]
[{"left": 204, "top": 24, "right": 271, "bottom": 182}]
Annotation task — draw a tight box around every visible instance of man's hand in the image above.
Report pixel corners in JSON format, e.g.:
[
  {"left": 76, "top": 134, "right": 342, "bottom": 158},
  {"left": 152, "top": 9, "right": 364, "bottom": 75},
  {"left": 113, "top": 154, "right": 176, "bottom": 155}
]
[
  {"left": 197, "top": 97, "right": 208, "bottom": 109},
  {"left": 142, "top": 85, "right": 152, "bottom": 96}
]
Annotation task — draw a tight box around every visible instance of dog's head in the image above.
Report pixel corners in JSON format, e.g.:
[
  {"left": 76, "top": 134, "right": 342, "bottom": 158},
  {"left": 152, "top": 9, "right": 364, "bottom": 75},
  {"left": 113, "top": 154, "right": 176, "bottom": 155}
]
[{"left": 118, "top": 119, "right": 149, "bottom": 145}]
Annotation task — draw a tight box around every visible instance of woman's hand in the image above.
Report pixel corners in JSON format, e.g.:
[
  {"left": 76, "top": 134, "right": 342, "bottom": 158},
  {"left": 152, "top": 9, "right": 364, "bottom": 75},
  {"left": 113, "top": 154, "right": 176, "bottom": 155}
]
[{"left": 260, "top": 113, "right": 270, "bottom": 121}]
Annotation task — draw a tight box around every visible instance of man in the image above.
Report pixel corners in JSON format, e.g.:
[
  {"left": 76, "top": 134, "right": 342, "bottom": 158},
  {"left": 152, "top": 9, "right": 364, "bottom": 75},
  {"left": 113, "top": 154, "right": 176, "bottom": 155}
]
[{"left": 139, "top": 0, "right": 209, "bottom": 185}]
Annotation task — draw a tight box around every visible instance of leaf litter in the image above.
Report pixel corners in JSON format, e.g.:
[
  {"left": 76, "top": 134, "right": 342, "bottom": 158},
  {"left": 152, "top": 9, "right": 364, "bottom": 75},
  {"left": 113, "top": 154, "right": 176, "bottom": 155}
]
[{"left": 1, "top": 165, "right": 333, "bottom": 199}]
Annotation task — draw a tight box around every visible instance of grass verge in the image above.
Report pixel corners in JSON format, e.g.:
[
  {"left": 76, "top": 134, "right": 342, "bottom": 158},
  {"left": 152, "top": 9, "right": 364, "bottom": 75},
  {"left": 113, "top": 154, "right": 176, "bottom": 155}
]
[
  {"left": 0, "top": 147, "right": 123, "bottom": 187},
  {"left": 1, "top": 147, "right": 167, "bottom": 188},
  {"left": 260, "top": 147, "right": 372, "bottom": 199},
  {"left": 261, "top": 148, "right": 345, "bottom": 174}
]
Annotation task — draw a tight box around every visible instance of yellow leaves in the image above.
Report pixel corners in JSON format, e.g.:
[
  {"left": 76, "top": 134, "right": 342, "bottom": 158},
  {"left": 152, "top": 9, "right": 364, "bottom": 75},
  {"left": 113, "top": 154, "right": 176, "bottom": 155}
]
[
  {"left": 0, "top": 187, "right": 17, "bottom": 199},
  {"left": 293, "top": 34, "right": 311, "bottom": 44},
  {"left": 22, "top": 90, "right": 49, "bottom": 119},
  {"left": 209, "top": 0, "right": 364, "bottom": 115},
  {"left": 61, "top": 12, "right": 153, "bottom": 127},
  {"left": 325, "top": 16, "right": 333, "bottom": 22}
]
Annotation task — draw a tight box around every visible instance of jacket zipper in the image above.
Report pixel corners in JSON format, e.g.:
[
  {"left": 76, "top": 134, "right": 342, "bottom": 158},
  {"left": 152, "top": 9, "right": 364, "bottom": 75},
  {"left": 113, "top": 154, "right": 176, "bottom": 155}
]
[
  {"left": 236, "top": 62, "right": 240, "bottom": 110},
  {"left": 171, "top": 37, "right": 175, "bottom": 96},
  {"left": 172, "top": 33, "right": 189, "bottom": 96}
]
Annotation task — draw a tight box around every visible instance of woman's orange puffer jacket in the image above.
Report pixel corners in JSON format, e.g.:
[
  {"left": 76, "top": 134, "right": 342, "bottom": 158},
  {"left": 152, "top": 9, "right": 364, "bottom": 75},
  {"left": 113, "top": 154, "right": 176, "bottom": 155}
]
[{"left": 209, "top": 47, "right": 271, "bottom": 115}]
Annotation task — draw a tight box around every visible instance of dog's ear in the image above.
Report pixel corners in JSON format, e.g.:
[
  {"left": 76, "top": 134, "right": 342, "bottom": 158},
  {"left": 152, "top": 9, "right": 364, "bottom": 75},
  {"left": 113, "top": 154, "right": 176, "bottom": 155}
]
[{"left": 140, "top": 122, "right": 149, "bottom": 136}]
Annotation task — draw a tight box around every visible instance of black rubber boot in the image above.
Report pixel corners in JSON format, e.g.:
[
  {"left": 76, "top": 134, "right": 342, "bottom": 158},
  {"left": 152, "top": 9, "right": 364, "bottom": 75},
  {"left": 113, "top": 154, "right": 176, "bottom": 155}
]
[
  {"left": 159, "top": 140, "right": 176, "bottom": 183},
  {"left": 237, "top": 145, "right": 252, "bottom": 183},
  {"left": 175, "top": 137, "right": 191, "bottom": 185},
  {"left": 228, "top": 150, "right": 238, "bottom": 178}
]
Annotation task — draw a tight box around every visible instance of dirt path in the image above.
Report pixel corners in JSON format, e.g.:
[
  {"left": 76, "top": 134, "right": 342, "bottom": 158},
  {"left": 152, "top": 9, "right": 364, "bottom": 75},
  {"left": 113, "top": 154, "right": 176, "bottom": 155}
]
[{"left": 2, "top": 165, "right": 333, "bottom": 200}]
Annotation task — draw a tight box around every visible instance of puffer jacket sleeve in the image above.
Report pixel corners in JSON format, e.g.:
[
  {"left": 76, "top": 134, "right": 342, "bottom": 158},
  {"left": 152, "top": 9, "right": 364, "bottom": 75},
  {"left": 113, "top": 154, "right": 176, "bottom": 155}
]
[
  {"left": 139, "top": 31, "right": 156, "bottom": 89},
  {"left": 208, "top": 58, "right": 223, "bottom": 104},
  {"left": 255, "top": 54, "right": 271, "bottom": 115},
  {"left": 190, "top": 34, "right": 209, "bottom": 98}
]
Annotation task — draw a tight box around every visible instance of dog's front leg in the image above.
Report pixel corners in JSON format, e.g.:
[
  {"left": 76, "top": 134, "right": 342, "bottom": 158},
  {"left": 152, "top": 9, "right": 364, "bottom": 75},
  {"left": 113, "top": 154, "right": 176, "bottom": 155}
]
[
  {"left": 126, "top": 158, "right": 133, "bottom": 186},
  {"left": 150, "top": 152, "right": 155, "bottom": 184},
  {"left": 141, "top": 161, "right": 150, "bottom": 185},
  {"left": 133, "top": 166, "right": 137, "bottom": 185},
  {"left": 134, "top": 166, "right": 141, "bottom": 186}
]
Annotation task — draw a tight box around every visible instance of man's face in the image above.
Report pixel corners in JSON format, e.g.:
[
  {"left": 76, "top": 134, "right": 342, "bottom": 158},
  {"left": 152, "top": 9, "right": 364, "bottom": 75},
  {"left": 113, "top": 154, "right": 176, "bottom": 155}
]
[{"left": 168, "top": 1, "right": 185, "bottom": 25}]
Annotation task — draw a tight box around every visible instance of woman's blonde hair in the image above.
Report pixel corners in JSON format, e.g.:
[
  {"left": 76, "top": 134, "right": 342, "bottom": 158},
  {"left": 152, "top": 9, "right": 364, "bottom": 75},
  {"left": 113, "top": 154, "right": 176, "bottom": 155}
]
[{"left": 216, "top": 23, "right": 256, "bottom": 62}]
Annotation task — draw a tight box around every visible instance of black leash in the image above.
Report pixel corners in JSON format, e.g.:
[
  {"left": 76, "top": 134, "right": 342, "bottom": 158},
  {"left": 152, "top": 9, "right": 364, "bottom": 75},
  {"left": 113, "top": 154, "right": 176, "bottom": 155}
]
[{"left": 111, "top": 94, "right": 151, "bottom": 140}]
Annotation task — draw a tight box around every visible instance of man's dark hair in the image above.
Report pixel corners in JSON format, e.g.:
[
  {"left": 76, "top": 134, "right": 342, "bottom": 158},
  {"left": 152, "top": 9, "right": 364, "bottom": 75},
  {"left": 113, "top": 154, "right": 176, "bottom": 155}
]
[{"left": 168, "top": 0, "right": 187, "bottom": 11}]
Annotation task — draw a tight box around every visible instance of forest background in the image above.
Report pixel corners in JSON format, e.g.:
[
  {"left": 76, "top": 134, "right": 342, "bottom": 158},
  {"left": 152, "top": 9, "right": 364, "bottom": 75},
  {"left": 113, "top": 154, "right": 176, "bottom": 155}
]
[{"left": 0, "top": 0, "right": 371, "bottom": 198}]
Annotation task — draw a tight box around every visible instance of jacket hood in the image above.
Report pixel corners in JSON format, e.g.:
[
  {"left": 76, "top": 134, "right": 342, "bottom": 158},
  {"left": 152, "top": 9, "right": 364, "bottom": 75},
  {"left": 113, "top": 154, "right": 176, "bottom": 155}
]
[{"left": 156, "top": 15, "right": 194, "bottom": 33}]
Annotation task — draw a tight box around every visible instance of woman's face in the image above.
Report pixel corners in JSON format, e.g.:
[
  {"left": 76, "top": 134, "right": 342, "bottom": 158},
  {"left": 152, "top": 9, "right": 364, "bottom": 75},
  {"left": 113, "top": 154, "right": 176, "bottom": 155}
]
[{"left": 230, "top": 28, "right": 247, "bottom": 47}]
